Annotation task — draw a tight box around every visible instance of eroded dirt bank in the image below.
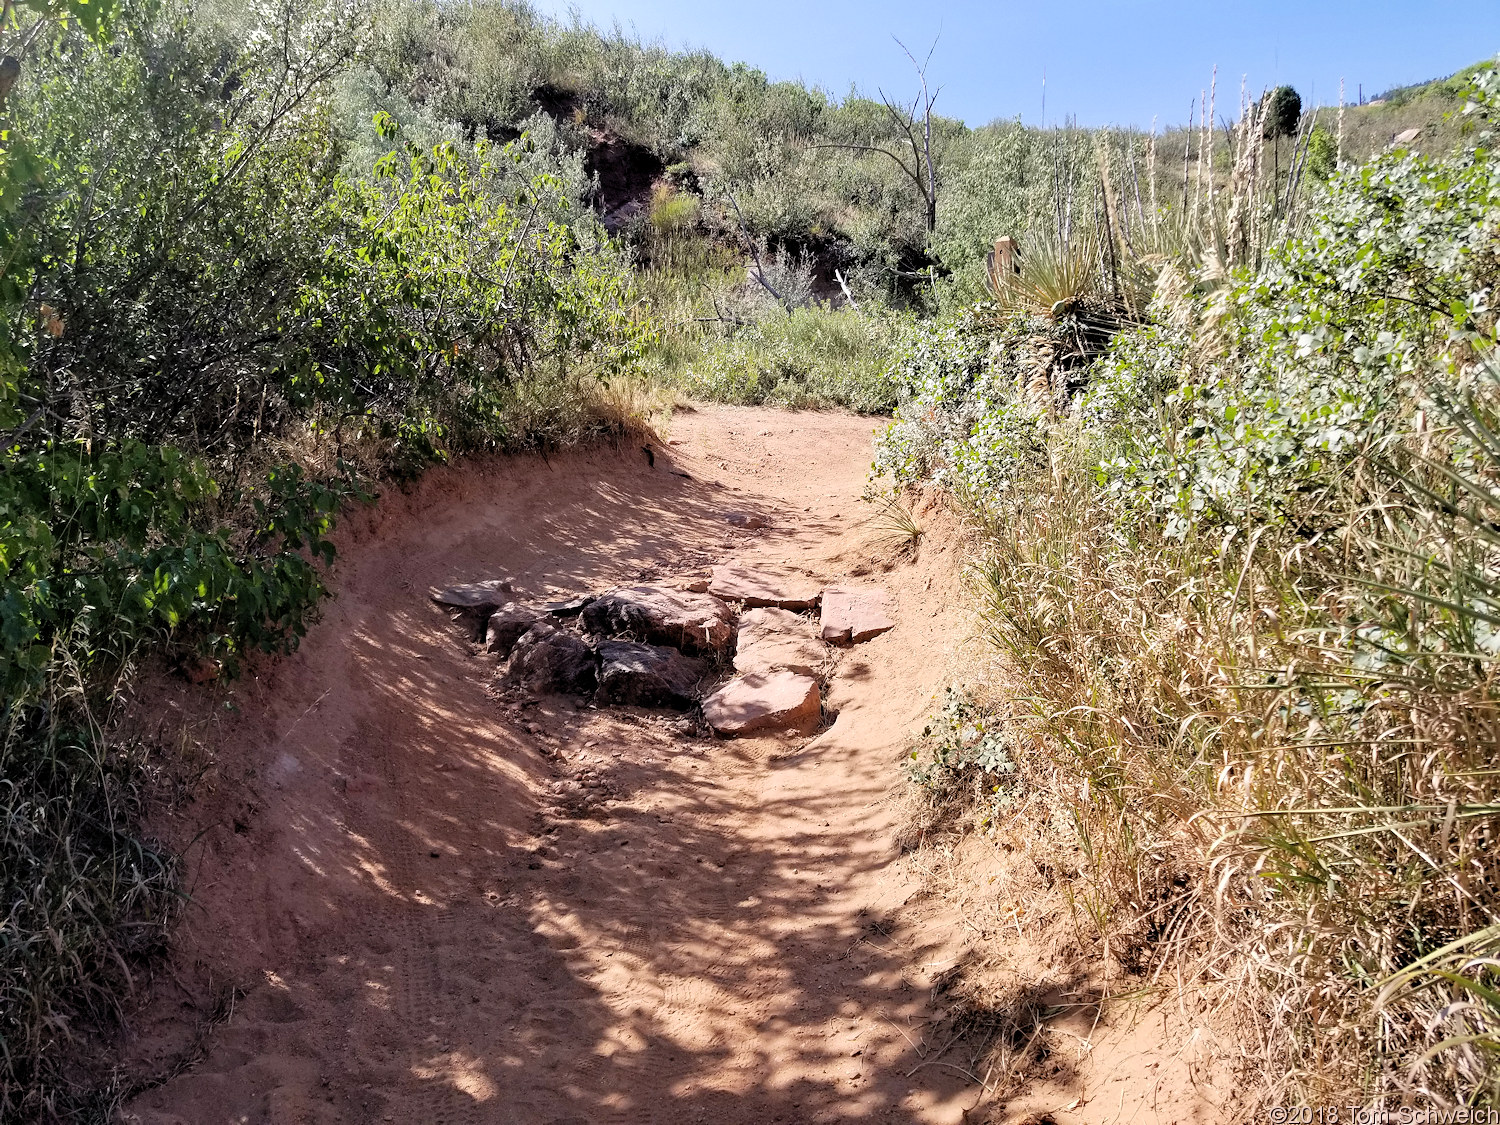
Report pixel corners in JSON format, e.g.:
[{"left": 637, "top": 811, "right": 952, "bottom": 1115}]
[{"left": 119, "top": 407, "right": 990, "bottom": 1123}]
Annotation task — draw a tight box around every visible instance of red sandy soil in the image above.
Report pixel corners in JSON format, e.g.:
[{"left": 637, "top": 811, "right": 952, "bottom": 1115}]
[{"left": 115, "top": 405, "right": 1226, "bottom": 1124}]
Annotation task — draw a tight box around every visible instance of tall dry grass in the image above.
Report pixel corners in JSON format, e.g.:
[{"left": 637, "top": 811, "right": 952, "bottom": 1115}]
[{"left": 961, "top": 390, "right": 1500, "bottom": 1106}]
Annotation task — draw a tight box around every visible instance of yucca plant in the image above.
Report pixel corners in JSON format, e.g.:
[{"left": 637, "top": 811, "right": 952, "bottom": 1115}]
[
  {"left": 864, "top": 487, "right": 924, "bottom": 556},
  {"left": 985, "top": 225, "right": 1102, "bottom": 321}
]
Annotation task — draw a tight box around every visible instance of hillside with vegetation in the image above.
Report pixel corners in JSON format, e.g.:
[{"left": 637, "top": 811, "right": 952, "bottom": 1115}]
[{"left": 3, "top": 0, "right": 1500, "bottom": 1117}]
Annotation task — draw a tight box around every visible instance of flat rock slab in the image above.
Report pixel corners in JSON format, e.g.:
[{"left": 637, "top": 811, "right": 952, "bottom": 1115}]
[
  {"left": 486, "top": 604, "right": 547, "bottom": 657},
  {"left": 507, "top": 623, "right": 597, "bottom": 695},
  {"left": 733, "top": 607, "right": 826, "bottom": 677},
  {"left": 820, "top": 585, "right": 895, "bottom": 645},
  {"left": 708, "top": 565, "right": 821, "bottom": 610},
  {"left": 580, "top": 586, "right": 735, "bottom": 656},
  {"left": 432, "top": 579, "right": 515, "bottom": 610},
  {"left": 543, "top": 595, "right": 595, "bottom": 618},
  {"left": 702, "top": 670, "right": 821, "bottom": 736},
  {"left": 433, "top": 579, "right": 515, "bottom": 639},
  {"left": 596, "top": 641, "right": 705, "bottom": 710}
]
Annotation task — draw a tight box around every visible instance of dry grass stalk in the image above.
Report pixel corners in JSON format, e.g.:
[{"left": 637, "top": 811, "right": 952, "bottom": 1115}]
[
  {"left": 953, "top": 408, "right": 1500, "bottom": 1107},
  {"left": 1148, "top": 117, "right": 1159, "bottom": 223},
  {"left": 1338, "top": 77, "right": 1346, "bottom": 168}
]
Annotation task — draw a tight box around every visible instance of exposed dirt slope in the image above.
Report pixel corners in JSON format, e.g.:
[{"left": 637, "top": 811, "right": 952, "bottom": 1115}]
[{"left": 117, "top": 405, "right": 1220, "bottom": 1124}]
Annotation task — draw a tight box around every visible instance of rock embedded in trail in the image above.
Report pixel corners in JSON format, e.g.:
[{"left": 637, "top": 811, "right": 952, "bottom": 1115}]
[
  {"left": 596, "top": 641, "right": 705, "bottom": 709},
  {"left": 543, "top": 595, "right": 595, "bottom": 618},
  {"left": 725, "top": 512, "right": 768, "bottom": 530},
  {"left": 485, "top": 604, "right": 547, "bottom": 657},
  {"left": 702, "top": 670, "right": 821, "bottom": 736},
  {"left": 733, "top": 607, "right": 826, "bottom": 677},
  {"left": 506, "top": 622, "right": 597, "bottom": 695},
  {"left": 708, "top": 564, "right": 821, "bottom": 610},
  {"left": 432, "top": 579, "right": 515, "bottom": 639},
  {"left": 736, "top": 606, "right": 813, "bottom": 647},
  {"left": 819, "top": 585, "right": 895, "bottom": 645},
  {"left": 580, "top": 586, "right": 735, "bottom": 656},
  {"left": 432, "top": 579, "right": 515, "bottom": 609}
]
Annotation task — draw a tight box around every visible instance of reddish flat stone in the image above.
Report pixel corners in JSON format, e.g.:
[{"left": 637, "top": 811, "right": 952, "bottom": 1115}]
[
  {"left": 708, "top": 565, "right": 821, "bottom": 610},
  {"left": 733, "top": 608, "right": 826, "bottom": 677},
  {"left": 819, "top": 586, "right": 894, "bottom": 645},
  {"left": 702, "top": 671, "right": 821, "bottom": 736},
  {"left": 431, "top": 579, "right": 514, "bottom": 610}
]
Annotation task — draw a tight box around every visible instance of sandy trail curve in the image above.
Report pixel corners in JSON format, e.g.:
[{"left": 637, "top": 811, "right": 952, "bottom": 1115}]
[{"left": 121, "top": 405, "right": 988, "bottom": 1124}]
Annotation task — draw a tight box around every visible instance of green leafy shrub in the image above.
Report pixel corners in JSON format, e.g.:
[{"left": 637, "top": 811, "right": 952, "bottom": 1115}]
[
  {"left": 1099, "top": 130, "right": 1500, "bottom": 536},
  {"left": 0, "top": 1, "right": 654, "bottom": 1112},
  {"left": 906, "top": 685, "right": 1017, "bottom": 804},
  {"left": 875, "top": 308, "right": 1058, "bottom": 504},
  {"left": 1306, "top": 124, "right": 1337, "bottom": 180},
  {"left": 295, "top": 132, "right": 650, "bottom": 473},
  {"left": 878, "top": 60, "right": 1500, "bottom": 1110}
]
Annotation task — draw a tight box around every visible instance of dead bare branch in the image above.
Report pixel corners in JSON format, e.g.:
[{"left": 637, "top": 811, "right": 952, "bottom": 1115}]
[{"left": 723, "top": 191, "right": 793, "bottom": 311}]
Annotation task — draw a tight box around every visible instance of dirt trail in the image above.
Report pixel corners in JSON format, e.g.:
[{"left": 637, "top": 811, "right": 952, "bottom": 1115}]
[{"left": 121, "top": 406, "right": 1000, "bottom": 1124}]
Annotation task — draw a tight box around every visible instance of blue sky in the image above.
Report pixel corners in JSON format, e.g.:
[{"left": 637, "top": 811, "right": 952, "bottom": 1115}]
[{"left": 533, "top": 1, "right": 1500, "bottom": 129}]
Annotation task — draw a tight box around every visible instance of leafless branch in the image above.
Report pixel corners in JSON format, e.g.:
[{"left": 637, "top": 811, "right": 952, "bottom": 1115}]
[
  {"left": 2, "top": 404, "right": 41, "bottom": 442},
  {"left": 834, "top": 269, "right": 859, "bottom": 309},
  {"left": 809, "top": 36, "right": 941, "bottom": 236},
  {"left": 723, "top": 191, "right": 792, "bottom": 311}
]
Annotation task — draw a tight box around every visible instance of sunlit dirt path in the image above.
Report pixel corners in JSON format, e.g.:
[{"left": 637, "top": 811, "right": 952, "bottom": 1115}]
[{"left": 119, "top": 405, "right": 988, "bottom": 1124}]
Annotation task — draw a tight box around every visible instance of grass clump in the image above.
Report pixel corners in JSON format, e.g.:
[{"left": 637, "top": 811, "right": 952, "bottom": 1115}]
[
  {"left": 877, "top": 62, "right": 1500, "bottom": 1109},
  {"left": 0, "top": 667, "right": 178, "bottom": 1121},
  {"left": 664, "top": 304, "right": 906, "bottom": 413}
]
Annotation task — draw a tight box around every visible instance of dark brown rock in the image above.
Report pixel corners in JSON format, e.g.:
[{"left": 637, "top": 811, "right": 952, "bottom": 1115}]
[
  {"left": 596, "top": 641, "right": 705, "bottom": 710},
  {"left": 507, "top": 623, "right": 597, "bottom": 695},
  {"left": 543, "top": 595, "right": 595, "bottom": 618},
  {"left": 486, "top": 604, "right": 547, "bottom": 657},
  {"left": 580, "top": 586, "right": 735, "bottom": 656}
]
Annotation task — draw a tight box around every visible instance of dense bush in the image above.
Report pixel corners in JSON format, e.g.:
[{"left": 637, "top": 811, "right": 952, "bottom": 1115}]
[
  {"left": 876, "top": 64, "right": 1500, "bottom": 1108},
  {"left": 0, "top": 0, "right": 649, "bottom": 1113},
  {"left": 875, "top": 309, "right": 1051, "bottom": 499},
  {"left": 297, "top": 133, "right": 648, "bottom": 472}
]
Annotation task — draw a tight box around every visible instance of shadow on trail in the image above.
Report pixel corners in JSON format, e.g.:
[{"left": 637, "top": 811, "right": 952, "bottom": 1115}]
[{"left": 122, "top": 438, "right": 992, "bottom": 1124}]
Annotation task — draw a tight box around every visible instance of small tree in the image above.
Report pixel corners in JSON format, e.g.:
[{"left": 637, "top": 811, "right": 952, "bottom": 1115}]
[
  {"left": 1263, "top": 85, "right": 1302, "bottom": 140},
  {"left": 1306, "top": 124, "right": 1337, "bottom": 181},
  {"left": 815, "top": 37, "right": 942, "bottom": 235}
]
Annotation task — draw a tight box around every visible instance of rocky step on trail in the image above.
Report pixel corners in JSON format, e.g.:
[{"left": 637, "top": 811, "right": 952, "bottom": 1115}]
[{"left": 431, "top": 567, "right": 895, "bottom": 736}]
